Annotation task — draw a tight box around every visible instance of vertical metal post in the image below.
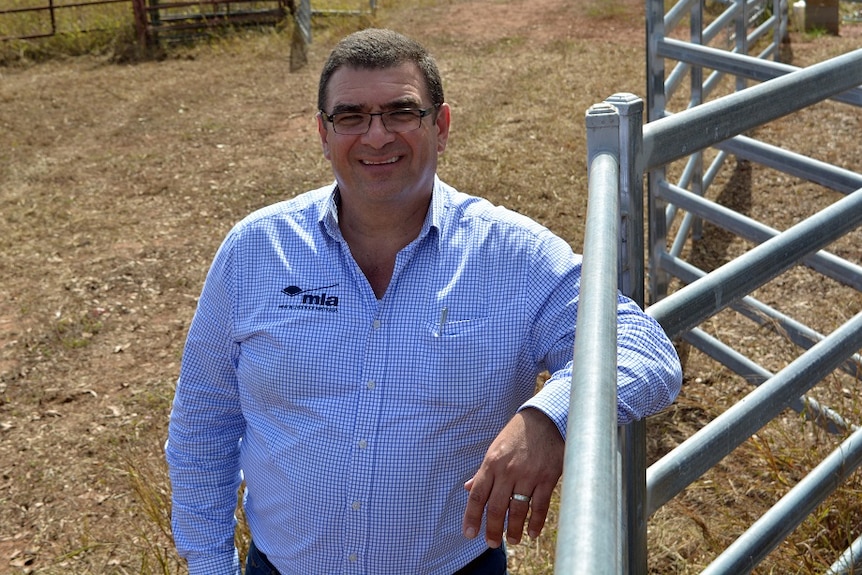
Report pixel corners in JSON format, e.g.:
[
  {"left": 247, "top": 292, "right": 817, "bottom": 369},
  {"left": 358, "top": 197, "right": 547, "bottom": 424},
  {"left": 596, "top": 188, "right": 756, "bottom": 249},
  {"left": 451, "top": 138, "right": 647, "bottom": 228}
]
[
  {"left": 606, "top": 93, "right": 647, "bottom": 575},
  {"left": 554, "top": 103, "right": 621, "bottom": 575},
  {"left": 606, "top": 93, "right": 645, "bottom": 306},
  {"left": 618, "top": 419, "right": 646, "bottom": 574},
  {"left": 49, "top": 0, "right": 56, "bottom": 35},
  {"left": 646, "top": 0, "right": 670, "bottom": 303},
  {"left": 297, "top": 0, "right": 311, "bottom": 43},
  {"left": 690, "top": 1, "right": 705, "bottom": 241},
  {"left": 645, "top": 0, "right": 665, "bottom": 124},
  {"left": 774, "top": 0, "right": 786, "bottom": 62},
  {"left": 736, "top": 0, "right": 748, "bottom": 91},
  {"left": 132, "top": 0, "right": 148, "bottom": 48},
  {"left": 150, "top": 0, "right": 161, "bottom": 45}
]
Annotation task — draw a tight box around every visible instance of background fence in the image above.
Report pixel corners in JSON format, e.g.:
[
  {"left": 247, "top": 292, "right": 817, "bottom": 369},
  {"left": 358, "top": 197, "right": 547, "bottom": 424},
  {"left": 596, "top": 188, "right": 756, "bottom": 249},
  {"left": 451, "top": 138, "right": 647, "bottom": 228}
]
[{"left": 0, "top": 0, "right": 374, "bottom": 45}]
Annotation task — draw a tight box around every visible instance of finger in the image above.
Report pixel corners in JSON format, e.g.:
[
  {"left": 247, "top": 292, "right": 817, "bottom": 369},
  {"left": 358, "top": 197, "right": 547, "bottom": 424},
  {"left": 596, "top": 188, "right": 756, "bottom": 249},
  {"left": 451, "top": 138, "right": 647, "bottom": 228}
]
[
  {"left": 525, "top": 483, "right": 555, "bottom": 539},
  {"left": 462, "top": 473, "right": 491, "bottom": 541},
  {"left": 482, "top": 482, "right": 513, "bottom": 549},
  {"left": 505, "top": 491, "right": 532, "bottom": 545}
]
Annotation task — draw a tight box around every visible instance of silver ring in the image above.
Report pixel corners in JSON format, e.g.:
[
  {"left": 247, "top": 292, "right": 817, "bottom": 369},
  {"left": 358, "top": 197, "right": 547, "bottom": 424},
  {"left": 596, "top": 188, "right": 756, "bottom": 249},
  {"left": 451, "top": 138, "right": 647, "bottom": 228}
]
[{"left": 511, "top": 493, "right": 531, "bottom": 503}]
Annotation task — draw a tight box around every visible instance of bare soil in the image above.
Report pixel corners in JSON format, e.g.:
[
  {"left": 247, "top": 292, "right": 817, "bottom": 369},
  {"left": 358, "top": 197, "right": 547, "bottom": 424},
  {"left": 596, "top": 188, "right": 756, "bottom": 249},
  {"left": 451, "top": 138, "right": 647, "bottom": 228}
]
[{"left": 1, "top": 0, "right": 861, "bottom": 573}]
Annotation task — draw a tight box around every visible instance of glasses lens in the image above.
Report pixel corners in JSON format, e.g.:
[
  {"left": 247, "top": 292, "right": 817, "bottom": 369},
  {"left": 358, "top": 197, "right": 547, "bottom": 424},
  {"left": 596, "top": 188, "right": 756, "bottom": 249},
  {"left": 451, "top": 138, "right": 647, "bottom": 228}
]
[
  {"left": 330, "top": 110, "right": 425, "bottom": 135},
  {"left": 331, "top": 113, "right": 369, "bottom": 135},
  {"left": 382, "top": 110, "right": 422, "bottom": 133}
]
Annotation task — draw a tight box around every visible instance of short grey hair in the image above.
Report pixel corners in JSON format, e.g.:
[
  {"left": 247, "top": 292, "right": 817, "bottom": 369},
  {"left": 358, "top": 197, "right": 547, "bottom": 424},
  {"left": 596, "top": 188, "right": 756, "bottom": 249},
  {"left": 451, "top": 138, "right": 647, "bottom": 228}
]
[{"left": 317, "top": 28, "right": 445, "bottom": 112}]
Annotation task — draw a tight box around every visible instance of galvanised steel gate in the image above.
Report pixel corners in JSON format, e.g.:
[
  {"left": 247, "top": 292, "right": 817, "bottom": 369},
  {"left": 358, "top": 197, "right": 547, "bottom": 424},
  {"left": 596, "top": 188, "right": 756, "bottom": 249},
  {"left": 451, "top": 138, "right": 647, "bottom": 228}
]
[{"left": 555, "top": 1, "right": 862, "bottom": 573}]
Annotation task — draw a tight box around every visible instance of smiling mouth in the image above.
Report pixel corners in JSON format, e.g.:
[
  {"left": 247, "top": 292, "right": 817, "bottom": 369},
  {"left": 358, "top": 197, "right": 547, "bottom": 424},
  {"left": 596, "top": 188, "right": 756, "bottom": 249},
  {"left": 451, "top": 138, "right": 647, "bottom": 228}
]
[{"left": 361, "top": 156, "right": 400, "bottom": 165}]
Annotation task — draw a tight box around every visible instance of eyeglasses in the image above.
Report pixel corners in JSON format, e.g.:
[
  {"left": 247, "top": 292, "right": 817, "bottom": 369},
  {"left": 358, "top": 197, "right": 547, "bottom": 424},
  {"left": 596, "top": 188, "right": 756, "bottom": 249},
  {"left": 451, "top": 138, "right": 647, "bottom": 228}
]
[{"left": 320, "top": 107, "right": 437, "bottom": 135}]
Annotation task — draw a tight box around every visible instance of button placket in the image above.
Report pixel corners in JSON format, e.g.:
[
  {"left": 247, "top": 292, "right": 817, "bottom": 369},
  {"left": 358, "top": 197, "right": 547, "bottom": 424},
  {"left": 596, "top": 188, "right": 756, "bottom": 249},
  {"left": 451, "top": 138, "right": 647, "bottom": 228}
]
[{"left": 345, "top": 312, "right": 385, "bottom": 571}]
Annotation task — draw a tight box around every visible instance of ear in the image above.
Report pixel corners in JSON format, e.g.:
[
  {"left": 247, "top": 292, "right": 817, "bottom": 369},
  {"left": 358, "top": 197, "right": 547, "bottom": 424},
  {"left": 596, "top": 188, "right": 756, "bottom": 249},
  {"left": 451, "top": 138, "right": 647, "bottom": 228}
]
[
  {"left": 317, "top": 113, "right": 332, "bottom": 160},
  {"left": 435, "top": 103, "right": 452, "bottom": 154}
]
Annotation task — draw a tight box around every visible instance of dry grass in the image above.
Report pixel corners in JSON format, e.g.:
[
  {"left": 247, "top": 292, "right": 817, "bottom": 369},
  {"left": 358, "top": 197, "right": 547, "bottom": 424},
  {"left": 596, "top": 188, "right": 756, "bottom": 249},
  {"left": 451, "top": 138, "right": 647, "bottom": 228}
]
[{"left": 1, "top": 0, "right": 862, "bottom": 573}]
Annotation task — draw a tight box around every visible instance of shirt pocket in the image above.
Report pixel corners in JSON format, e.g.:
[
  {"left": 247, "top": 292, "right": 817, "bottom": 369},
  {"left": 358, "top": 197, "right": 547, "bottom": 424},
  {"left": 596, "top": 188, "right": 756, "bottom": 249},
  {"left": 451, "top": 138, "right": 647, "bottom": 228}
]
[{"left": 412, "top": 313, "right": 498, "bottom": 408}]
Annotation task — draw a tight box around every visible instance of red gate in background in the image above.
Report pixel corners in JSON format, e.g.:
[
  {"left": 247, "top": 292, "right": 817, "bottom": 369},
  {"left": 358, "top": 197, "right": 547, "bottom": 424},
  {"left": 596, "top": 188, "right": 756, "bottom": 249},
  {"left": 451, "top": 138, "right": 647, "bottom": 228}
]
[
  {"left": 1, "top": 0, "right": 295, "bottom": 46},
  {"left": 1, "top": 0, "right": 133, "bottom": 41}
]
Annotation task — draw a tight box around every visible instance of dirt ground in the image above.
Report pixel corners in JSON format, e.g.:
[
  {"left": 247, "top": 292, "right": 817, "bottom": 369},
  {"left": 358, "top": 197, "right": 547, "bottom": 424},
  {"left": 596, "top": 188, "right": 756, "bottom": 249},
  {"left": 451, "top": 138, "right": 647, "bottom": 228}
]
[{"left": 1, "top": 0, "right": 862, "bottom": 573}]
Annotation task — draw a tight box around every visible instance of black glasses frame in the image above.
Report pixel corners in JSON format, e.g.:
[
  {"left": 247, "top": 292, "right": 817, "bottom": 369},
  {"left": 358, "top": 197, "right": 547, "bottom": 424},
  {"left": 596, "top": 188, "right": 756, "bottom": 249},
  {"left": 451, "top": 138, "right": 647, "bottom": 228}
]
[{"left": 320, "top": 106, "right": 438, "bottom": 135}]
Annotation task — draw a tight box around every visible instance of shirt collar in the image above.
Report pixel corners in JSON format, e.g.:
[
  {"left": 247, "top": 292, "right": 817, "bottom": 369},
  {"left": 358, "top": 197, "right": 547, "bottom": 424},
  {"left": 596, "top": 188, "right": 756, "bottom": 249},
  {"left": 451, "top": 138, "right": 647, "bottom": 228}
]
[
  {"left": 319, "top": 178, "right": 446, "bottom": 250},
  {"left": 428, "top": 176, "right": 445, "bottom": 245},
  {"left": 320, "top": 183, "right": 342, "bottom": 241}
]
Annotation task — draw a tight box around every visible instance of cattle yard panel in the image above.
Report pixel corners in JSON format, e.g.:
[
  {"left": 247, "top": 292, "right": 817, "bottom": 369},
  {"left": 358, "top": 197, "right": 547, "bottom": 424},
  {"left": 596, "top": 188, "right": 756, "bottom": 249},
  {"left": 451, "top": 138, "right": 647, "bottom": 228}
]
[{"left": 1, "top": 0, "right": 374, "bottom": 46}]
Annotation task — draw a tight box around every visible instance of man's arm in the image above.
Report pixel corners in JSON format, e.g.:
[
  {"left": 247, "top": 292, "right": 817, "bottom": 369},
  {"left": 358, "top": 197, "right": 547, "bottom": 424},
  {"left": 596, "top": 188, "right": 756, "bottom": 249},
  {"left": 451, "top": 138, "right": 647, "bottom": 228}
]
[
  {"left": 525, "top": 293, "right": 682, "bottom": 440},
  {"left": 165, "top": 236, "right": 246, "bottom": 575},
  {"left": 461, "top": 228, "right": 682, "bottom": 551},
  {"left": 463, "top": 295, "right": 682, "bottom": 550},
  {"left": 461, "top": 407, "right": 564, "bottom": 548}
]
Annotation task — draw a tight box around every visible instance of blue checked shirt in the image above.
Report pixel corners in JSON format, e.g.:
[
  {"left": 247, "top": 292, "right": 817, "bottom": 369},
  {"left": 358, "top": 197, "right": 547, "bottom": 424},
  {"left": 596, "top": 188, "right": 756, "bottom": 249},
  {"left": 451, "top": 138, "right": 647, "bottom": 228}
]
[{"left": 166, "top": 177, "right": 682, "bottom": 575}]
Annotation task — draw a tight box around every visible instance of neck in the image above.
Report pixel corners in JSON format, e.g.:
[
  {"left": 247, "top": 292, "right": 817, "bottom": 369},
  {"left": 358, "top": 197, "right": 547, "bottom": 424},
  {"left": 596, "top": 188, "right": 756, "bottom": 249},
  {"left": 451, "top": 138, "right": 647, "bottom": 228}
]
[
  {"left": 338, "top": 190, "right": 431, "bottom": 247},
  {"left": 337, "top": 190, "right": 431, "bottom": 298}
]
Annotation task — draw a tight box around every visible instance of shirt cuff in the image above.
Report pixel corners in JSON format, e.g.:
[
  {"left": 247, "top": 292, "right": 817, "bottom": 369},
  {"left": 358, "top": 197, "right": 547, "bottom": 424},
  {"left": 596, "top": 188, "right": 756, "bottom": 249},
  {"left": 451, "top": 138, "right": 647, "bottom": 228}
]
[
  {"left": 519, "top": 376, "right": 570, "bottom": 440},
  {"left": 186, "top": 549, "right": 241, "bottom": 575}
]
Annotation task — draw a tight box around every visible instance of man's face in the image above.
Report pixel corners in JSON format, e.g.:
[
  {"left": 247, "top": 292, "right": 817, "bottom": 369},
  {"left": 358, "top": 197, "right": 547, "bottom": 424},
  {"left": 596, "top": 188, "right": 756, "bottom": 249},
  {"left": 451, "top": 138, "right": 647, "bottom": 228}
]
[{"left": 317, "top": 62, "right": 450, "bottom": 211}]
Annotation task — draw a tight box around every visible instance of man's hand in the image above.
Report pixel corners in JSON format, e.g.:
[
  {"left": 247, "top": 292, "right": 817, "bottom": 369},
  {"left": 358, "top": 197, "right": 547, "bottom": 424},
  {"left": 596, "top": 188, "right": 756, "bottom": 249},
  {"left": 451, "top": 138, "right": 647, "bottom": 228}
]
[{"left": 462, "top": 408, "right": 564, "bottom": 548}]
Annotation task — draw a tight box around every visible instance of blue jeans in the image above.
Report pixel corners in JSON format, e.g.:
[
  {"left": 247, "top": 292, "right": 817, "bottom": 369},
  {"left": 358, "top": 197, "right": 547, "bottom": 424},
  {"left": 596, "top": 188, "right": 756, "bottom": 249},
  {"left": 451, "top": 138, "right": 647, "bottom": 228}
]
[
  {"left": 245, "top": 540, "right": 507, "bottom": 575},
  {"left": 245, "top": 540, "right": 279, "bottom": 575},
  {"left": 453, "top": 546, "right": 508, "bottom": 575}
]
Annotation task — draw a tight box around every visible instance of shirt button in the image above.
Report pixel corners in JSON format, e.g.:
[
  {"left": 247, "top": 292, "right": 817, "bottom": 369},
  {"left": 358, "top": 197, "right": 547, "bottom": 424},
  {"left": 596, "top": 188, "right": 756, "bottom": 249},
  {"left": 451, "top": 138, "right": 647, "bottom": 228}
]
[
  {"left": 349, "top": 553, "right": 358, "bottom": 563},
  {"left": 372, "top": 319, "right": 381, "bottom": 329},
  {"left": 352, "top": 500, "right": 362, "bottom": 511},
  {"left": 358, "top": 439, "right": 368, "bottom": 449},
  {"left": 366, "top": 380, "right": 376, "bottom": 390}
]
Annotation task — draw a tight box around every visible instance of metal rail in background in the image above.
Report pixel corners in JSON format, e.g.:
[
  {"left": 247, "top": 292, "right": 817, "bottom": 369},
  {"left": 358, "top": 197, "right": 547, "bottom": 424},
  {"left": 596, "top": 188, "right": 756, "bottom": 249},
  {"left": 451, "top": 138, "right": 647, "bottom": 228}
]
[
  {"left": 642, "top": 48, "right": 862, "bottom": 172},
  {"left": 648, "top": 185, "right": 862, "bottom": 338},
  {"left": 141, "top": 0, "right": 290, "bottom": 41},
  {"left": 141, "top": 0, "right": 374, "bottom": 45}
]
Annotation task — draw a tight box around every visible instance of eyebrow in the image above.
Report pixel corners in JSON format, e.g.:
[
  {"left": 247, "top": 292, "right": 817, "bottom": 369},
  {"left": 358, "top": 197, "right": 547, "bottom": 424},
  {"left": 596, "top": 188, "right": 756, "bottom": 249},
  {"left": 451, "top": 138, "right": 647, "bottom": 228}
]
[{"left": 329, "top": 97, "right": 424, "bottom": 115}]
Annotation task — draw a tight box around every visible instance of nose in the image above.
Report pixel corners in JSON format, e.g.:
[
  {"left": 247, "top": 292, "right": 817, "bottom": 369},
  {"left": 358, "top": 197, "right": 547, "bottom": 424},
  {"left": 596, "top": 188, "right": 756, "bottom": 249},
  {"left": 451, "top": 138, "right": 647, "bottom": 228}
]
[{"left": 362, "top": 113, "right": 396, "bottom": 145}]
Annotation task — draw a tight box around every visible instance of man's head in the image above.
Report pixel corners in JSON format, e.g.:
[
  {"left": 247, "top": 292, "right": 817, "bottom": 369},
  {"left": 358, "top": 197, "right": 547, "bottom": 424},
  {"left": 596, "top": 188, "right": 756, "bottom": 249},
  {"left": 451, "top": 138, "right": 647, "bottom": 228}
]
[
  {"left": 315, "top": 29, "right": 451, "bottom": 218},
  {"left": 317, "top": 28, "right": 445, "bottom": 113}
]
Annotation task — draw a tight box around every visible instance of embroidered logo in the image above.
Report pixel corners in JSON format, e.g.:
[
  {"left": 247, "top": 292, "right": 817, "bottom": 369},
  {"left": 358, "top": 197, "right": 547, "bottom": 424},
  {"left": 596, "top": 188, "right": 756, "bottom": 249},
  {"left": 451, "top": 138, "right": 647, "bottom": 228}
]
[{"left": 280, "top": 283, "right": 339, "bottom": 312}]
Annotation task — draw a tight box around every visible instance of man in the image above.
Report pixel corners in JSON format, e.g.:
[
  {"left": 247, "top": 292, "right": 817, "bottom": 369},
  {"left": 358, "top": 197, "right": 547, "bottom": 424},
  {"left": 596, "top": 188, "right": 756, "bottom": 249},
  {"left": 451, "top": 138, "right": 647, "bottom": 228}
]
[{"left": 166, "top": 28, "right": 682, "bottom": 575}]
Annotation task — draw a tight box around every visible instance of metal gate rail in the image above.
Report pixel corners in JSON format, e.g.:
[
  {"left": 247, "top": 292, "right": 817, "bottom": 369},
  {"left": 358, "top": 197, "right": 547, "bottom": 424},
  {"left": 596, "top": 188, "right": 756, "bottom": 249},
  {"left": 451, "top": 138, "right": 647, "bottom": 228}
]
[
  {"left": 1, "top": 0, "right": 129, "bottom": 41},
  {"left": 2, "top": 0, "right": 374, "bottom": 46}
]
